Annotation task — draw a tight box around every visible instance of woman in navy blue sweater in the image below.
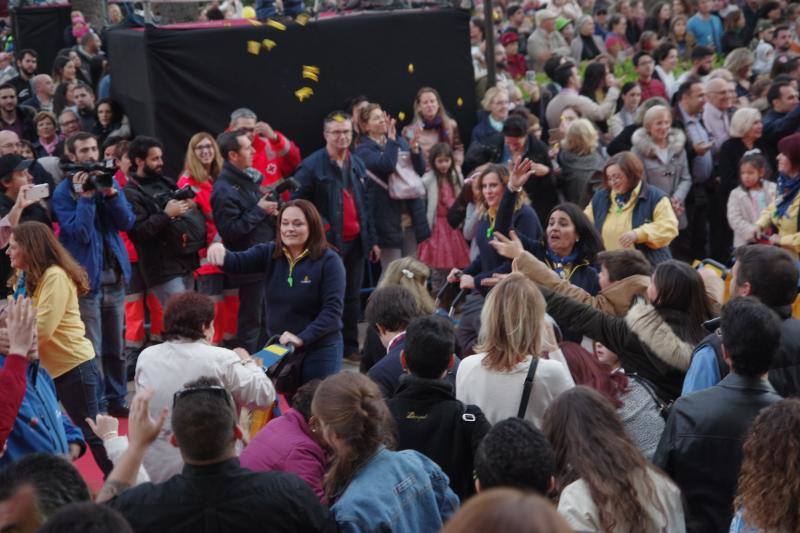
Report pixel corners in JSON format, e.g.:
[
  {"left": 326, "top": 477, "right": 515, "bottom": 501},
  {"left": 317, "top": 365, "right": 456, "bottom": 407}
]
[{"left": 208, "top": 199, "right": 346, "bottom": 382}]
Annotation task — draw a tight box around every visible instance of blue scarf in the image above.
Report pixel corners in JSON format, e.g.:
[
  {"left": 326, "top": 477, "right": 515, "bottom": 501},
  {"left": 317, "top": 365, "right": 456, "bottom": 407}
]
[
  {"left": 613, "top": 189, "right": 633, "bottom": 212},
  {"left": 545, "top": 247, "right": 581, "bottom": 279},
  {"left": 422, "top": 116, "right": 450, "bottom": 143},
  {"left": 774, "top": 172, "right": 800, "bottom": 219}
]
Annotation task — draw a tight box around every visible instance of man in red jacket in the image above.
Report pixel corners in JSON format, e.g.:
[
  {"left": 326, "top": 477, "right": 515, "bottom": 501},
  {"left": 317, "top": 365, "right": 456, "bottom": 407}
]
[{"left": 228, "top": 108, "right": 301, "bottom": 191}]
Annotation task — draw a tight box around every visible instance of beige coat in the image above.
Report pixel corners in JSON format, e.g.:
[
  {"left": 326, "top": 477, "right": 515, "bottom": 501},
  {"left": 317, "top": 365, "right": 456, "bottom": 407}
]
[
  {"left": 545, "top": 86, "right": 621, "bottom": 134},
  {"left": 727, "top": 182, "right": 777, "bottom": 248}
]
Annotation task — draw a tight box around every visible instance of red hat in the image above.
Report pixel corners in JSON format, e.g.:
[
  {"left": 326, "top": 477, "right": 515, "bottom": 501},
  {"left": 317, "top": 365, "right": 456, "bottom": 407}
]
[
  {"left": 500, "top": 32, "right": 519, "bottom": 46},
  {"left": 779, "top": 132, "right": 800, "bottom": 169}
]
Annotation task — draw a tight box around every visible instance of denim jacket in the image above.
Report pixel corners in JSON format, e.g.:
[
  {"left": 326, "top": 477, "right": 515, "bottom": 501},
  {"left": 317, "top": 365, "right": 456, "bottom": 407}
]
[{"left": 331, "top": 446, "right": 459, "bottom": 532}]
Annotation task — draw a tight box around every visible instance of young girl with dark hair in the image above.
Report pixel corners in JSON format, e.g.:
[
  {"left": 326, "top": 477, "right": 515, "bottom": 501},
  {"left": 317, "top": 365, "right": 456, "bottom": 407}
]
[
  {"left": 727, "top": 154, "right": 776, "bottom": 248},
  {"left": 543, "top": 386, "right": 684, "bottom": 532},
  {"left": 313, "top": 372, "right": 458, "bottom": 531}
]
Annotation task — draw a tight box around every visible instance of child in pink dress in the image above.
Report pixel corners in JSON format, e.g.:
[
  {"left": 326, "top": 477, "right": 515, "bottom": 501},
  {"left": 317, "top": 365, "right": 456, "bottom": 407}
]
[{"left": 418, "top": 143, "right": 471, "bottom": 291}]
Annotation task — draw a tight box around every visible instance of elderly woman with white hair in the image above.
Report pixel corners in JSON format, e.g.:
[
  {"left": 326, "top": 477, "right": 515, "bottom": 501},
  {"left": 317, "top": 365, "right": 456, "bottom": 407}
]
[
  {"left": 571, "top": 15, "right": 607, "bottom": 62},
  {"left": 631, "top": 105, "right": 691, "bottom": 228},
  {"left": 470, "top": 86, "right": 510, "bottom": 148}
]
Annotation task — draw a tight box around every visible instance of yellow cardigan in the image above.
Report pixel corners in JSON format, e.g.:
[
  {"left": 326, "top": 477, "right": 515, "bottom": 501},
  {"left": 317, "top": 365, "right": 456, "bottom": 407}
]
[
  {"left": 32, "top": 265, "right": 95, "bottom": 378},
  {"left": 757, "top": 193, "right": 800, "bottom": 259},
  {"left": 584, "top": 182, "right": 679, "bottom": 251}
]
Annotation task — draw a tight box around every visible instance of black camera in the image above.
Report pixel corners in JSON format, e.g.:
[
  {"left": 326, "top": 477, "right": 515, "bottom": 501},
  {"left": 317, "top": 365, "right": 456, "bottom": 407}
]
[
  {"left": 171, "top": 186, "right": 196, "bottom": 201},
  {"left": 264, "top": 177, "right": 300, "bottom": 203},
  {"left": 61, "top": 159, "right": 117, "bottom": 192}
]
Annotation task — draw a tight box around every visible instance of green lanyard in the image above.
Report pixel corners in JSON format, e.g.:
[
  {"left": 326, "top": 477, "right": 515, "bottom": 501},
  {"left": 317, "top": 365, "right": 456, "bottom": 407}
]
[
  {"left": 486, "top": 214, "right": 496, "bottom": 240},
  {"left": 285, "top": 249, "right": 310, "bottom": 287}
]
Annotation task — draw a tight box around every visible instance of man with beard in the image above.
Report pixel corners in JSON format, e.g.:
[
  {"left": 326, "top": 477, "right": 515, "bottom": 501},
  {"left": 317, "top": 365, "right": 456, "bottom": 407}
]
[
  {"left": 773, "top": 25, "right": 794, "bottom": 56},
  {"left": 72, "top": 82, "right": 96, "bottom": 132},
  {"left": 475, "top": 44, "right": 513, "bottom": 102},
  {"left": 0, "top": 83, "right": 35, "bottom": 142},
  {"left": 52, "top": 131, "right": 135, "bottom": 417},
  {"left": 123, "top": 136, "right": 206, "bottom": 311},
  {"left": 8, "top": 50, "right": 37, "bottom": 102},
  {"left": 675, "top": 46, "right": 714, "bottom": 88}
]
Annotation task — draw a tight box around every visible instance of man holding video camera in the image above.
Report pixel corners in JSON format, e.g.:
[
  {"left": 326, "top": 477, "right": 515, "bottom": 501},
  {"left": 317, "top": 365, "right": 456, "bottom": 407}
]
[
  {"left": 124, "top": 136, "right": 206, "bottom": 314},
  {"left": 52, "top": 131, "right": 135, "bottom": 416},
  {"left": 211, "top": 129, "right": 278, "bottom": 353}
]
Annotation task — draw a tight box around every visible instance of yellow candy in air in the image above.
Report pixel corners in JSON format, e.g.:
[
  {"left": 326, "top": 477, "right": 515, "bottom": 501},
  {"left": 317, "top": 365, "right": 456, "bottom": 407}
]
[
  {"left": 331, "top": 113, "right": 346, "bottom": 122},
  {"left": 246, "top": 41, "right": 261, "bottom": 55},
  {"left": 398, "top": 111, "right": 406, "bottom": 121},
  {"left": 295, "top": 87, "right": 314, "bottom": 101},
  {"left": 457, "top": 97, "right": 464, "bottom": 107},
  {"left": 247, "top": 19, "right": 261, "bottom": 25},
  {"left": 303, "top": 65, "right": 320, "bottom": 74},
  {"left": 266, "top": 19, "right": 287, "bottom": 30},
  {"left": 408, "top": 63, "right": 414, "bottom": 74},
  {"left": 263, "top": 39, "right": 277, "bottom": 50},
  {"left": 296, "top": 13, "right": 310, "bottom": 25}
]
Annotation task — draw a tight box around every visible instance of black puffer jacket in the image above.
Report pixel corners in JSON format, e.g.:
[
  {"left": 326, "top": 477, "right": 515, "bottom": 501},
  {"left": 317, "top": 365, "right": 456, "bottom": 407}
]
[
  {"left": 768, "top": 306, "right": 800, "bottom": 397},
  {"left": 542, "top": 288, "right": 695, "bottom": 402}
]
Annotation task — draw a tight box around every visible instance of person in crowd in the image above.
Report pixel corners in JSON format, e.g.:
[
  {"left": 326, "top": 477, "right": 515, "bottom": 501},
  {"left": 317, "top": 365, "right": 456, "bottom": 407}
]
[
  {"left": 721, "top": 10, "right": 747, "bottom": 53},
  {"left": 208, "top": 199, "right": 346, "bottom": 382},
  {"left": 71, "top": 82, "right": 96, "bottom": 132},
  {"left": 240, "top": 379, "right": 327, "bottom": 501},
  {"left": 720, "top": 108, "right": 765, "bottom": 207},
  {"left": 644, "top": 1, "right": 671, "bottom": 37},
  {"left": 22, "top": 75, "right": 55, "bottom": 114},
  {"left": 500, "top": 32, "right": 526, "bottom": 80},
  {"left": 605, "top": 14, "right": 633, "bottom": 60},
  {"left": 654, "top": 296, "right": 782, "bottom": 533},
  {"left": 464, "top": 116, "right": 555, "bottom": 227},
  {"left": 703, "top": 78, "right": 734, "bottom": 154},
  {"left": 39, "top": 502, "right": 133, "bottom": 533},
  {"left": 419, "top": 143, "right": 470, "bottom": 292},
  {"left": 0, "top": 130, "right": 55, "bottom": 207},
  {"left": 0, "top": 302, "right": 29, "bottom": 451},
  {"left": 676, "top": 46, "right": 714, "bottom": 87},
  {"left": 51, "top": 57, "right": 77, "bottom": 116},
  {"left": 456, "top": 273, "right": 575, "bottom": 427},
  {"left": 355, "top": 103, "right": 429, "bottom": 272},
  {"left": 609, "top": 82, "right": 641, "bottom": 138},
  {"left": 631, "top": 105, "right": 691, "bottom": 234},
  {"left": 556, "top": 119, "right": 606, "bottom": 206},
  {"left": 52, "top": 131, "right": 135, "bottom": 417},
  {"left": 470, "top": 87, "right": 510, "bottom": 148},
  {"left": 92, "top": 98, "right": 130, "bottom": 144},
  {"left": 442, "top": 488, "right": 572, "bottom": 533},
  {"left": 756, "top": 133, "right": 800, "bottom": 258},
  {"left": 475, "top": 45, "right": 512, "bottom": 103},
  {"left": 571, "top": 15, "right": 607, "bottom": 62},
  {"left": 8, "top": 50, "right": 37, "bottom": 102},
  {"left": 124, "top": 136, "right": 206, "bottom": 309},
  {"left": 730, "top": 399, "right": 800, "bottom": 533},
  {"left": 58, "top": 108, "right": 82, "bottom": 140},
  {"left": 687, "top": 0, "right": 723, "bottom": 50},
  {"left": 772, "top": 24, "right": 794, "bottom": 56},
  {"left": 528, "top": 9, "right": 572, "bottom": 71},
  {"left": 73, "top": 32, "right": 103, "bottom": 87},
  {"left": 8, "top": 221, "right": 111, "bottom": 474},
  {"left": 211, "top": 129, "right": 276, "bottom": 353},
  {"left": 100, "top": 381, "right": 330, "bottom": 531},
  {"left": 0, "top": 454, "right": 90, "bottom": 532},
  {"left": 559, "top": 341, "right": 665, "bottom": 459},
  {"left": 753, "top": 21, "right": 776, "bottom": 75},
  {"left": 578, "top": 63, "right": 613, "bottom": 132},
  {"left": 312, "top": 371, "right": 458, "bottom": 531},
  {"left": 633, "top": 52, "right": 667, "bottom": 102},
  {"left": 762, "top": 80, "right": 800, "bottom": 165},
  {"left": 0, "top": 296, "right": 86, "bottom": 468},
  {"left": 387, "top": 315, "right": 490, "bottom": 500},
  {"left": 176, "top": 133, "right": 228, "bottom": 345},
  {"left": 0, "top": 154, "right": 50, "bottom": 247},
  {"left": 653, "top": 43, "right": 679, "bottom": 99},
  {"left": 0, "top": 83, "right": 35, "bottom": 142},
  {"left": 538, "top": 259, "right": 715, "bottom": 401},
  {"left": 292, "top": 111, "right": 377, "bottom": 362},
  {"left": 683, "top": 245, "right": 800, "bottom": 397},
  {"left": 402, "top": 87, "right": 464, "bottom": 169},
  {"left": 546, "top": 62, "right": 620, "bottom": 135},
  {"left": 584, "top": 151, "right": 678, "bottom": 263},
  {"left": 227, "top": 108, "right": 301, "bottom": 190},
  {"left": 473, "top": 417, "right": 555, "bottom": 495},
  {"left": 608, "top": 96, "right": 670, "bottom": 156},
  {"left": 32, "top": 112, "right": 61, "bottom": 158},
  {"left": 669, "top": 15, "right": 694, "bottom": 59},
  {"left": 544, "top": 386, "right": 684, "bottom": 532},
  {"left": 134, "top": 291, "right": 274, "bottom": 483},
  {"left": 726, "top": 154, "right": 776, "bottom": 249}
]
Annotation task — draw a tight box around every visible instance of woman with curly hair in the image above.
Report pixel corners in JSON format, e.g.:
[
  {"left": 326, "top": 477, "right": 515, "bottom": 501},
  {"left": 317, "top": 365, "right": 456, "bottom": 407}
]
[
  {"left": 543, "top": 386, "right": 685, "bottom": 532},
  {"left": 731, "top": 398, "right": 800, "bottom": 533}
]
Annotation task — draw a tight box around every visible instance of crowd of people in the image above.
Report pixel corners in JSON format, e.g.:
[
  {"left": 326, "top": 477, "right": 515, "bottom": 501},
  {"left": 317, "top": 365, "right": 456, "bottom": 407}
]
[{"left": 1, "top": 0, "right": 800, "bottom": 532}]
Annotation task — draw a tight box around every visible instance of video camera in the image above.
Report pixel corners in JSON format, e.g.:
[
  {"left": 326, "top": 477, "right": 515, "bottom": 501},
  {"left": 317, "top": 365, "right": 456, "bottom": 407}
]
[
  {"left": 60, "top": 159, "right": 117, "bottom": 192},
  {"left": 264, "top": 177, "right": 300, "bottom": 203}
]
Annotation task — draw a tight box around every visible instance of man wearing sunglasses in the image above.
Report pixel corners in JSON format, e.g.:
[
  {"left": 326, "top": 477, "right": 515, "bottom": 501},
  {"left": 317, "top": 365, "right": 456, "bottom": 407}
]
[{"left": 99, "top": 379, "right": 333, "bottom": 531}]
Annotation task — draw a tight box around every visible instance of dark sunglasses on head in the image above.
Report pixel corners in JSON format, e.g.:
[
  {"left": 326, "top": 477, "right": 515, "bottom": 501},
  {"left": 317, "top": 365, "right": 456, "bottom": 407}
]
[{"left": 172, "top": 385, "right": 232, "bottom": 408}]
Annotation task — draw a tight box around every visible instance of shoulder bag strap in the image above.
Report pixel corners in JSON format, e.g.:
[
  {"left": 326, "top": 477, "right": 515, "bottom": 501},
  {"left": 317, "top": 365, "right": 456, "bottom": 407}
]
[
  {"left": 517, "top": 357, "right": 539, "bottom": 419},
  {"left": 364, "top": 168, "right": 389, "bottom": 191}
]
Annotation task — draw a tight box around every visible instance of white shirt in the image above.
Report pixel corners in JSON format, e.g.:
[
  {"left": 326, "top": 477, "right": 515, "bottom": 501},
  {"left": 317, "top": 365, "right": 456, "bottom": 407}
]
[
  {"left": 135, "top": 339, "right": 276, "bottom": 483},
  {"left": 455, "top": 351, "right": 575, "bottom": 428}
]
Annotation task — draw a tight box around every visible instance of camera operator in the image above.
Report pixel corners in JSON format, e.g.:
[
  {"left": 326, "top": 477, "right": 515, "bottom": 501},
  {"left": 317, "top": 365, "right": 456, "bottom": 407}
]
[
  {"left": 52, "top": 131, "right": 135, "bottom": 417},
  {"left": 123, "top": 136, "right": 206, "bottom": 313},
  {"left": 211, "top": 129, "right": 277, "bottom": 353}
]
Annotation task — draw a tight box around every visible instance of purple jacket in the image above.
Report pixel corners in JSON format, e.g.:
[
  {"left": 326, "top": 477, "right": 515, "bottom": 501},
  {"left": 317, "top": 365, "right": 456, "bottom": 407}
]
[{"left": 239, "top": 408, "right": 327, "bottom": 500}]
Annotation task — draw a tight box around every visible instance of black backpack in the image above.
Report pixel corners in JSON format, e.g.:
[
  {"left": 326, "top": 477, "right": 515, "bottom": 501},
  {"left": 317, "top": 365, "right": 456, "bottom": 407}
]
[{"left": 160, "top": 207, "right": 207, "bottom": 256}]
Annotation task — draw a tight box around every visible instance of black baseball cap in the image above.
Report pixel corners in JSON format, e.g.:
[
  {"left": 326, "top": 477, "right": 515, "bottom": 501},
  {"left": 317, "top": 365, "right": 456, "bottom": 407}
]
[{"left": 0, "top": 154, "right": 32, "bottom": 181}]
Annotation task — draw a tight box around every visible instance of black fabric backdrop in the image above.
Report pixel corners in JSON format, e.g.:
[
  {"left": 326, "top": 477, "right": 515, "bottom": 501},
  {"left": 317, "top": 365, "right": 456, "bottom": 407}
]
[
  {"left": 107, "top": 9, "right": 475, "bottom": 177},
  {"left": 12, "top": 4, "right": 72, "bottom": 75}
]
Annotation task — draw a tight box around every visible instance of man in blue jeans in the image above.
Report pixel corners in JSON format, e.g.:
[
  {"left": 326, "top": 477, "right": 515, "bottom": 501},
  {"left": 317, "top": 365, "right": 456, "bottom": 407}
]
[{"left": 53, "top": 132, "right": 135, "bottom": 417}]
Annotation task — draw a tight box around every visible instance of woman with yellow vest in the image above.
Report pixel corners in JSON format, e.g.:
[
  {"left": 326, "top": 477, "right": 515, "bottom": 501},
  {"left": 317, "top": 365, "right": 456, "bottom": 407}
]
[
  {"left": 757, "top": 133, "right": 800, "bottom": 259},
  {"left": 584, "top": 151, "right": 678, "bottom": 265},
  {"left": 7, "top": 221, "right": 111, "bottom": 475}
]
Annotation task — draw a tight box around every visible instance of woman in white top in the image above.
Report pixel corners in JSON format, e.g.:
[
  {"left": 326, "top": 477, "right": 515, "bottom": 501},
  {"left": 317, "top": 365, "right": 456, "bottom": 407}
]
[
  {"left": 543, "top": 386, "right": 685, "bottom": 533},
  {"left": 456, "top": 273, "right": 574, "bottom": 428},
  {"left": 135, "top": 291, "right": 275, "bottom": 482}
]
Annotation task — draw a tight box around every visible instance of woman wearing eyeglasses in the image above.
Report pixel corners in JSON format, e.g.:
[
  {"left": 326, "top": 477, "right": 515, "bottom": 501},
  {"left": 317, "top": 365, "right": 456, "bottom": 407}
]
[{"left": 176, "top": 133, "right": 229, "bottom": 344}]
